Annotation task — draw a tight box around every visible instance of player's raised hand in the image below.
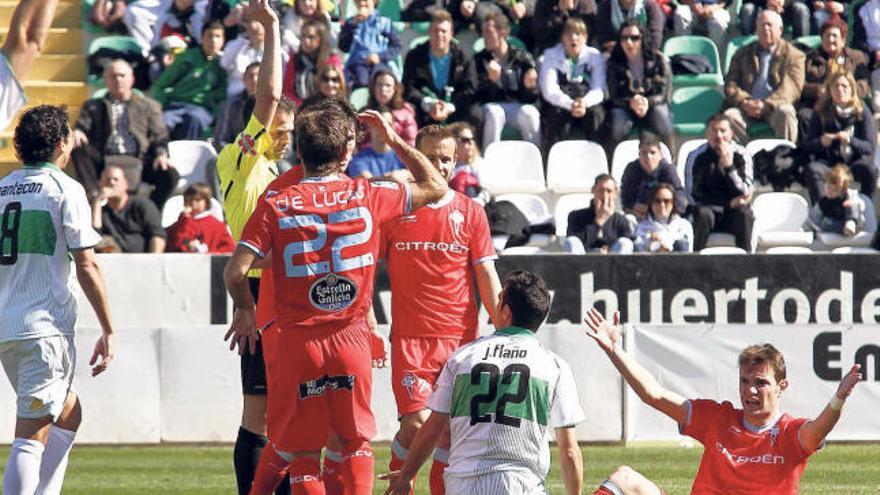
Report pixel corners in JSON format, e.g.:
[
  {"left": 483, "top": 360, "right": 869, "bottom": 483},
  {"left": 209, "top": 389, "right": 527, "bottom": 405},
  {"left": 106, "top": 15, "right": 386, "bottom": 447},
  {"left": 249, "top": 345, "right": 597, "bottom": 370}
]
[
  {"left": 583, "top": 308, "right": 622, "bottom": 353},
  {"left": 836, "top": 364, "right": 862, "bottom": 401},
  {"left": 358, "top": 110, "right": 396, "bottom": 144},
  {"left": 380, "top": 471, "right": 412, "bottom": 495},
  {"left": 225, "top": 307, "right": 259, "bottom": 355},
  {"left": 246, "top": 0, "right": 277, "bottom": 26},
  {"left": 370, "top": 330, "right": 389, "bottom": 368},
  {"left": 90, "top": 332, "right": 115, "bottom": 376}
]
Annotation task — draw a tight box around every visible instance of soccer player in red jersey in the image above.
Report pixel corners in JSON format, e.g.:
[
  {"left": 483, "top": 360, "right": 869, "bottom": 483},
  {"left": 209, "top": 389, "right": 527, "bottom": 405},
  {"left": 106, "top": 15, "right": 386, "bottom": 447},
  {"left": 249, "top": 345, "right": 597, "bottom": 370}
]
[
  {"left": 379, "top": 125, "right": 502, "bottom": 495},
  {"left": 225, "top": 97, "right": 448, "bottom": 495},
  {"left": 582, "top": 308, "right": 863, "bottom": 495}
]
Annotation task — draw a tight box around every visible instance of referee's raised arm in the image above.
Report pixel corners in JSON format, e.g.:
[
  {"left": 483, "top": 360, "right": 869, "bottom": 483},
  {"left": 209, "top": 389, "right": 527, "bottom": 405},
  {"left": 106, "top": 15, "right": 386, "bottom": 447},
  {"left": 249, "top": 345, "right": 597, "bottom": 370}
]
[{"left": 248, "top": 0, "right": 282, "bottom": 127}]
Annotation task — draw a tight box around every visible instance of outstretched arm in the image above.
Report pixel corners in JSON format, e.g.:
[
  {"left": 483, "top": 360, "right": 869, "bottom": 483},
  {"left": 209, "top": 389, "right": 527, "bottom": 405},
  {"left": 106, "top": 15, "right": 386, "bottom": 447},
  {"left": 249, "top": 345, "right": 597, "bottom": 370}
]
[
  {"left": 475, "top": 260, "right": 502, "bottom": 326},
  {"left": 249, "top": 0, "right": 282, "bottom": 126},
  {"left": 799, "top": 364, "right": 862, "bottom": 451},
  {"left": 73, "top": 248, "right": 115, "bottom": 376},
  {"left": 555, "top": 426, "right": 583, "bottom": 495},
  {"left": 583, "top": 308, "right": 688, "bottom": 423},
  {"left": 1, "top": 0, "right": 60, "bottom": 79},
  {"left": 383, "top": 411, "right": 448, "bottom": 495}
]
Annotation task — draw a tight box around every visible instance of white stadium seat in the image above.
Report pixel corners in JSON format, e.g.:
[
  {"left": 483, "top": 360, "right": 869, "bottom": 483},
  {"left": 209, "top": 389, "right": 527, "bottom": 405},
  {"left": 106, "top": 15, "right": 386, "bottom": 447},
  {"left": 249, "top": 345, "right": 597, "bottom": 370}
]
[
  {"left": 553, "top": 193, "right": 593, "bottom": 237},
  {"left": 169, "top": 140, "right": 220, "bottom": 196},
  {"left": 752, "top": 192, "right": 813, "bottom": 251},
  {"left": 610, "top": 139, "right": 672, "bottom": 185},
  {"left": 481, "top": 141, "right": 546, "bottom": 194},
  {"left": 161, "top": 195, "right": 225, "bottom": 228},
  {"left": 546, "top": 140, "right": 607, "bottom": 193},
  {"left": 677, "top": 138, "right": 707, "bottom": 185},
  {"left": 501, "top": 246, "right": 546, "bottom": 255},
  {"left": 700, "top": 246, "right": 748, "bottom": 254},
  {"left": 765, "top": 246, "right": 813, "bottom": 254}
]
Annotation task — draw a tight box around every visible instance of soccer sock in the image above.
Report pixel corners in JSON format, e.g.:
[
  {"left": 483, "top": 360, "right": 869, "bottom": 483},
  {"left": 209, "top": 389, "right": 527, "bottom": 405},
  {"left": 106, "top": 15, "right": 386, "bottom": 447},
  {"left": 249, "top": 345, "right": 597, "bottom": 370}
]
[
  {"left": 429, "top": 448, "right": 448, "bottom": 495},
  {"left": 341, "top": 441, "right": 374, "bottom": 495},
  {"left": 234, "top": 426, "right": 268, "bottom": 495},
  {"left": 288, "top": 457, "right": 325, "bottom": 495},
  {"left": 3, "top": 438, "right": 44, "bottom": 495},
  {"left": 594, "top": 480, "right": 625, "bottom": 495},
  {"left": 321, "top": 450, "right": 344, "bottom": 495},
  {"left": 249, "top": 444, "right": 292, "bottom": 495},
  {"left": 389, "top": 438, "right": 415, "bottom": 495},
  {"left": 36, "top": 425, "right": 77, "bottom": 495}
]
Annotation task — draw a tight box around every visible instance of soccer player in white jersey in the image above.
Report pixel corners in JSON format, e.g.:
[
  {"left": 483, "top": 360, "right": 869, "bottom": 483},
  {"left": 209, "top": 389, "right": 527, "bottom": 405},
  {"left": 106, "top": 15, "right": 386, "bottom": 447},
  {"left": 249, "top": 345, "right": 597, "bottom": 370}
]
[
  {"left": 384, "top": 270, "right": 585, "bottom": 495},
  {"left": 1, "top": 0, "right": 61, "bottom": 130},
  {"left": 0, "top": 105, "right": 115, "bottom": 495}
]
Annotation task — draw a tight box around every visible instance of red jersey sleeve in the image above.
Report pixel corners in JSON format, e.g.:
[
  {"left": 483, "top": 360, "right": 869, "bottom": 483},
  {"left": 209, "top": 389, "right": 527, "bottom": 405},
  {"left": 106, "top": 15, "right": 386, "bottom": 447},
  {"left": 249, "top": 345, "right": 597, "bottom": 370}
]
[
  {"left": 363, "top": 178, "right": 411, "bottom": 225},
  {"left": 681, "top": 399, "right": 728, "bottom": 443},
  {"left": 467, "top": 202, "right": 497, "bottom": 265},
  {"left": 784, "top": 416, "right": 817, "bottom": 460},
  {"left": 239, "top": 197, "right": 275, "bottom": 257}
]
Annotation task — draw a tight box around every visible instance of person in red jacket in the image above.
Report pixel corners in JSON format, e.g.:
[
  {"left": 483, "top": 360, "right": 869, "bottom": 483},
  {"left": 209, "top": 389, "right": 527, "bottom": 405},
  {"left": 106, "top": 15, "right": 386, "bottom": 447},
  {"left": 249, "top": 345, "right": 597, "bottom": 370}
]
[{"left": 166, "top": 182, "right": 235, "bottom": 253}]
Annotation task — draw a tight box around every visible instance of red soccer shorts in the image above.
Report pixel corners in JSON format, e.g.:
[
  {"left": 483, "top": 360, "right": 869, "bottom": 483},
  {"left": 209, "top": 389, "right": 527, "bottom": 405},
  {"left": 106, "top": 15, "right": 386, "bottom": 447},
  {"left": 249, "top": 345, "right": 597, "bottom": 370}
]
[
  {"left": 267, "top": 321, "right": 376, "bottom": 452},
  {"left": 391, "top": 336, "right": 462, "bottom": 416}
]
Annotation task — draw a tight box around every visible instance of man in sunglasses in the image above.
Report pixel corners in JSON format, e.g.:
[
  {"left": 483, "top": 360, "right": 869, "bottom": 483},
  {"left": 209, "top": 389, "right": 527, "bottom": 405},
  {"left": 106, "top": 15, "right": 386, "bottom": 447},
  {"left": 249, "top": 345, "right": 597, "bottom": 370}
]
[{"left": 379, "top": 124, "right": 502, "bottom": 495}]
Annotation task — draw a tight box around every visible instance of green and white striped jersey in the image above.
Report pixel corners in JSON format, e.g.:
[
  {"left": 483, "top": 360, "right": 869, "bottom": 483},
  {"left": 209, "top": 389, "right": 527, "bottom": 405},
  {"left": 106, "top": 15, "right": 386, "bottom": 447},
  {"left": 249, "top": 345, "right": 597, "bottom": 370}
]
[
  {"left": 427, "top": 326, "right": 585, "bottom": 481},
  {"left": 0, "top": 162, "right": 101, "bottom": 342}
]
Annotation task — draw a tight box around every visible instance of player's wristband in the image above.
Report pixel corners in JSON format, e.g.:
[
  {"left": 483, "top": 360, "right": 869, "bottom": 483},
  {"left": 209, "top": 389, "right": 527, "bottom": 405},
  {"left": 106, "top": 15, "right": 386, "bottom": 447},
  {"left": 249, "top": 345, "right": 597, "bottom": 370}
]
[{"left": 829, "top": 395, "right": 845, "bottom": 411}]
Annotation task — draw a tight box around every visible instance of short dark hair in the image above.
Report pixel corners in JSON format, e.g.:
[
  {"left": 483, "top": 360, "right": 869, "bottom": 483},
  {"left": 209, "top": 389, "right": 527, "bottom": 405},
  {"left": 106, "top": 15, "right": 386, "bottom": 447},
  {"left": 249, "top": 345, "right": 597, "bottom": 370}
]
[
  {"left": 738, "top": 343, "right": 787, "bottom": 382},
  {"left": 277, "top": 95, "right": 297, "bottom": 116},
  {"left": 415, "top": 124, "right": 456, "bottom": 151},
  {"left": 296, "top": 97, "right": 357, "bottom": 175},
  {"left": 14, "top": 105, "right": 70, "bottom": 164},
  {"left": 430, "top": 10, "right": 453, "bottom": 25},
  {"left": 202, "top": 19, "right": 226, "bottom": 35},
  {"left": 706, "top": 112, "right": 733, "bottom": 128},
  {"left": 483, "top": 12, "right": 509, "bottom": 33},
  {"left": 184, "top": 182, "right": 213, "bottom": 203},
  {"left": 639, "top": 130, "right": 662, "bottom": 149},
  {"left": 593, "top": 173, "right": 615, "bottom": 188},
  {"left": 501, "top": 270, "right": 551, "bottom": 332}
]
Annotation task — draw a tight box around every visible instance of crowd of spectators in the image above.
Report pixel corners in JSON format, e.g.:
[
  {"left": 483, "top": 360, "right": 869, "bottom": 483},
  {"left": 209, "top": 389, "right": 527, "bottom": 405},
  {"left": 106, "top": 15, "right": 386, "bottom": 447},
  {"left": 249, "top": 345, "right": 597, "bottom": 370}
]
[{"left": 77, "top": 0, "right": 880, "bottom": 254}]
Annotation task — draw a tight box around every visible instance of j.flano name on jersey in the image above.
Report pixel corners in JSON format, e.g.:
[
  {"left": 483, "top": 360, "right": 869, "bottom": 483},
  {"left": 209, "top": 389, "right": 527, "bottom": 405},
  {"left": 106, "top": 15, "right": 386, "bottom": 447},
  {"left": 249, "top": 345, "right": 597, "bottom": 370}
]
[{"left": 481, "top": 343, "right": 529, "bottom": 360}]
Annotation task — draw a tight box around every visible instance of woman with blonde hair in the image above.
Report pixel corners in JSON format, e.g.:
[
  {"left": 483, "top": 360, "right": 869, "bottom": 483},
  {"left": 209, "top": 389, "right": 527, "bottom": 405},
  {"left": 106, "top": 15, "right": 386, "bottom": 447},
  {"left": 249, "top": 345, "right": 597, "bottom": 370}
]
[{"left": 803, "top": 70, "right": 877, "bottom": 204}]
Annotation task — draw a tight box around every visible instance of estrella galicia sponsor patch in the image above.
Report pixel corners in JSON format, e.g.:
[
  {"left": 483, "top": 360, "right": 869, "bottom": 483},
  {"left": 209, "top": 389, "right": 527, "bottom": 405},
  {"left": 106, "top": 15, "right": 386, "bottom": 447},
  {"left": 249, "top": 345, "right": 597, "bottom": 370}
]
[
  {"left": 299, "top": 374, "right": 356, "bottom": 399},
  {"left": 309, "top": 273, "right": 358, "bottom": 312}
]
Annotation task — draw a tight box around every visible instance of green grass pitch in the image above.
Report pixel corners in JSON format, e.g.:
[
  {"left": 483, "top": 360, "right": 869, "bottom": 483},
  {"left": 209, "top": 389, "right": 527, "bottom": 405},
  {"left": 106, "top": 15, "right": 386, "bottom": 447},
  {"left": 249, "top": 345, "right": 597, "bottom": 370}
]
[{"left": 2, "top": 443, "right": 879, "bottom": 493}]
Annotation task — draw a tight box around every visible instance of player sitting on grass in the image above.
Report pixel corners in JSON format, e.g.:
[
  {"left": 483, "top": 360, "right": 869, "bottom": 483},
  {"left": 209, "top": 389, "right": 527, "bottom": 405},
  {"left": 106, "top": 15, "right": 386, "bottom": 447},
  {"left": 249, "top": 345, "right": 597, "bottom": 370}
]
[{"left": 582, "top": 307, "right": 862, "bottom": 495}]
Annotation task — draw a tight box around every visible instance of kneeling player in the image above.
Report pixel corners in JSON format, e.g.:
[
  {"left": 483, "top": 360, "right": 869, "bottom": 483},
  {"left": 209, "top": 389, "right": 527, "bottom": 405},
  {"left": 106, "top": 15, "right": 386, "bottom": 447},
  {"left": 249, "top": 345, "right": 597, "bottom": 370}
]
[
  {"left": 381, "top": 124, "right": 502, "bottom": 495},
  {"left": 582, "top": 309, "right": 862, "bottom": 495}
]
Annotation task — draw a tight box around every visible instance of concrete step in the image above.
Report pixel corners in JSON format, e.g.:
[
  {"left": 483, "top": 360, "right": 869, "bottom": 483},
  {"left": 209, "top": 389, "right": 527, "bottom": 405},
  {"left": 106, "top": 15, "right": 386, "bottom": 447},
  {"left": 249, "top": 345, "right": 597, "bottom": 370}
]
[
  {"left": 22, "top": 81, "right": 90, "bottom": 105},
  {"left": 0, "top": 2, "right": 82, "bottom": 30},
  {"left": 28, "top": 54, "right": 87, "bottom": 81},
  {"left": 2, "top": 105, "right": 82, "bottom": 133},
  {"left": 0, "top": 161, "right": 19, "bottom": 178},
  {"left": 0, "top": 28, "right": 85, "bottom": 55}
]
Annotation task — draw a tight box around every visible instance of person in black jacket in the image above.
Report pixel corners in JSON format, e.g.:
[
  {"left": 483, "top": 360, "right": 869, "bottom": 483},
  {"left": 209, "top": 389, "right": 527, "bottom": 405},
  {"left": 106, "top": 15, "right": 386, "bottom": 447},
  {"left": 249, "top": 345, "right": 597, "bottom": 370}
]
[
  {"left": 403, "top": 10, "right": 481, "bottom": 132},
  {"left": 802, "top": 70, "right": 877, "bottom": 203},
  {"left": 689, "top": 113, "right": 755, "bottom": 252},
  {"left": 475, "top": 14, "right": 541, "bottom": 150},
  {"left": 592, "top": 0, "right": 665, "bottom": 54},
  {"left": 605, "top": 20, "right": 674, "bottom": 152},
  {"left": 620, "top": 132, "right": 686, "bottom": 218},
  {"left": 565, "top": 174, "right": 635, "bottom": 253}
]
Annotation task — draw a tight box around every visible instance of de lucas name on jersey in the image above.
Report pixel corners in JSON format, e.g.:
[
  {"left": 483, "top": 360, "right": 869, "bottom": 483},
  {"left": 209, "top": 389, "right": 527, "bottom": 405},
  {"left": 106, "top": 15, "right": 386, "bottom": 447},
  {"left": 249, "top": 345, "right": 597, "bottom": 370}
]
[
  {"left": 266, "top": 185, "right": 366, "bottom": 211},
  {"left": 481, "top": 343, "right": 529, "bottom": 360}
]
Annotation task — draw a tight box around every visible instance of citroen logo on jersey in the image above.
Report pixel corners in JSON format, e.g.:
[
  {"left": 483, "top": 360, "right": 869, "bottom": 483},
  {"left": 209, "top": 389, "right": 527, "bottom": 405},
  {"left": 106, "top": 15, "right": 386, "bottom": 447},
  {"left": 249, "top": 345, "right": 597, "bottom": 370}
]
[
  {"left": 401, "top": 373, "right": 430, "bottom": 399},
  {"left": 237, "top": 133, "right": 257, "bottom": 156},
  {"left": 449, "top": 209, "right": 465, "bottom": 238}
]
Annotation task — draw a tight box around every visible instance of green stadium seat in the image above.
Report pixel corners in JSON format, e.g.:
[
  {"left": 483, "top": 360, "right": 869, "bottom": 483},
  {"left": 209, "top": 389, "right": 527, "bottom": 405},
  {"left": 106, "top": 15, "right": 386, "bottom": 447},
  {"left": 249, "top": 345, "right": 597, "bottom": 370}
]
[
  {"left": 378, "top": 0, "right": 401, "bottom": 21},
  {"left": 410, "top": 21, "right": 430, "bottom": 33},
  {"left": 747, "top": 122, "right": 774, "bottom": 138},
  {"left": 724, "top": 35, "right": 756, "bottom": 74},
  {"left": 409, "top": 35, "right": 429, "bottom": 49},
  {"left": 349, "top": 87, "right": 370, "bottom": 110},
  {"left": 663, "top": 36, "right": 724, "bottom": 88},
  {"left": 472, "top": 36, "right": 527, "bottom": 53},
  {"left": 671, "top": 87, "right": 723, "bottom": 136},
  {"left": 795, "top": 35, "right": 821, "bottom": 51}
]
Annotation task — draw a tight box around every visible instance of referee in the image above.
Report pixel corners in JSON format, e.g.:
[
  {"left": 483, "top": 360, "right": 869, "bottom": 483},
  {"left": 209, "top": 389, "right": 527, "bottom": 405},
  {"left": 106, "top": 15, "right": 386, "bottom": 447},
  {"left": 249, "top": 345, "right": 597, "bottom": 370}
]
[{"left": 215, "top": 2, "right": 295, "bottom": 494}]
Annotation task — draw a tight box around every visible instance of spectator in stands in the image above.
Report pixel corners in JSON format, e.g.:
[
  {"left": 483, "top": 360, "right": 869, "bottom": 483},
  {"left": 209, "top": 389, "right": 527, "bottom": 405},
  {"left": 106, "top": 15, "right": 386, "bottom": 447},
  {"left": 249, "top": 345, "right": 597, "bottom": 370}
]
[
  {"left": 450, "top": 121, "right": 486, "bottom": 174},
  {"left": 152, "top": 20, "right": 227, "bottom": 140},
  {"left": 593, "top": 0, "right": 665, "bottom": 53},
  {"left": 740, "top": 0, "right": 810, "bottom": 39},
  {"left": 221, "top": 15, "right": 272, "bottom": 97},
  {"left": 347, "top": 111, "right": 407, "bottom": 178},
  {"left": 149, "top": 35, "right": 189, "bottom": 84},
  {"left": 565, "top": 174, "right": 635, "bottom": 254},
  {"left": 314, "top": 64, "right": 348, "bottom": 97},
  {"left": 214, "top": 61, "right": 259, "bottom": 151},
  {"left": 724, "top": 10, "right": 805, "bottom": 144},
  {"left": 620, "top": 132, "right": 685, "bottom": 219},
  {"left": 802, "top": 70, "right": 877, "bottom": 203},
  {"left": 125, "top": 0, "right": 209, "bottom": 55},
  {"left": 166, "top": 182, "right": 235, "bottom": 253},
  {"left": 531, "top": 0, "right": 596, "bottom": 54},
  {"left": 852, "top": 0, "right": 880, "bottom": 112},
  {"left": 475, "top": 14, "right": 541, "bottom": 150},
  {"left": 634, "top": 183, "right": 694, "bottom": 252},
  {"left": 799, "top": 17, "right": 870, "bottom": 137},
  {"left": 282, "top": 19, "right": 343, "bottom": 104},
  {"left": 673, "top": 0, "right": 729, "bottom": 47},
  {"left": 809, "top": 164, "right": 863, "bottom": 236},
  {"left": 812, "top": 0, "right": 847, "bottom": 33},
  {"left": 280, "top": 0, "right": 336, "bottom": 53},
  {"left": 339, "top": 0, "right": 402, "bottom": 89},
  {"left": 91, "top": 165, "right": 167, "bottom": 253},
  {"left": 72, "top": 59, "right": 178, "bottom": 209},
  {"left": 403, "top": 11, "right": 481, "bottom": 131},
  {"left": 688, "top": 113, "right": 754, "bottom": 252},
  {"left": 207, "top": 0, "right": 245, "bottom": 42},
  {"left": 606, "top": 20, "right": 674, "bottom": 154},
  {"left": 401, "top": 0, "right": 446, "bottom": 22},
  {"left": 363, "top": 65, "right": 418, "bottom": 145},
  {"left": 91, "top": 0, "right": 128, "bottom": 33},
  {"left": 448, "top": 0, "right": 532, "bottom": 34},
  {"left": 539, "top": 18, "right": 606, "bottom": 153}
]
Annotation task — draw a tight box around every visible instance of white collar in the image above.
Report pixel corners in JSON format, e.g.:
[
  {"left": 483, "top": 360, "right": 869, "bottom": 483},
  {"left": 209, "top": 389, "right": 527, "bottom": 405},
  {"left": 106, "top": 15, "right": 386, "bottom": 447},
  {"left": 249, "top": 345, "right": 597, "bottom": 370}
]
[{"left": 427, "top": 190, "right": 455, "bottom": 209}]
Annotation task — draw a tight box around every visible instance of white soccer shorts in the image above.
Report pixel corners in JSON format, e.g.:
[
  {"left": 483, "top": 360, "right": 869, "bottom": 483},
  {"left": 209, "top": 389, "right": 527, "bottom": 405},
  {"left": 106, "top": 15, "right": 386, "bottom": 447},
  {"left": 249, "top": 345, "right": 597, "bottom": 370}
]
[
  {"left": 445, "top": 470, "right": 549, "bottom": 495},
  {"left": 0, "top": 335, "right": 76, "bottom": 421},
  {"left": 0, "top": 51, "right": 27, "bottom": 131}
]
